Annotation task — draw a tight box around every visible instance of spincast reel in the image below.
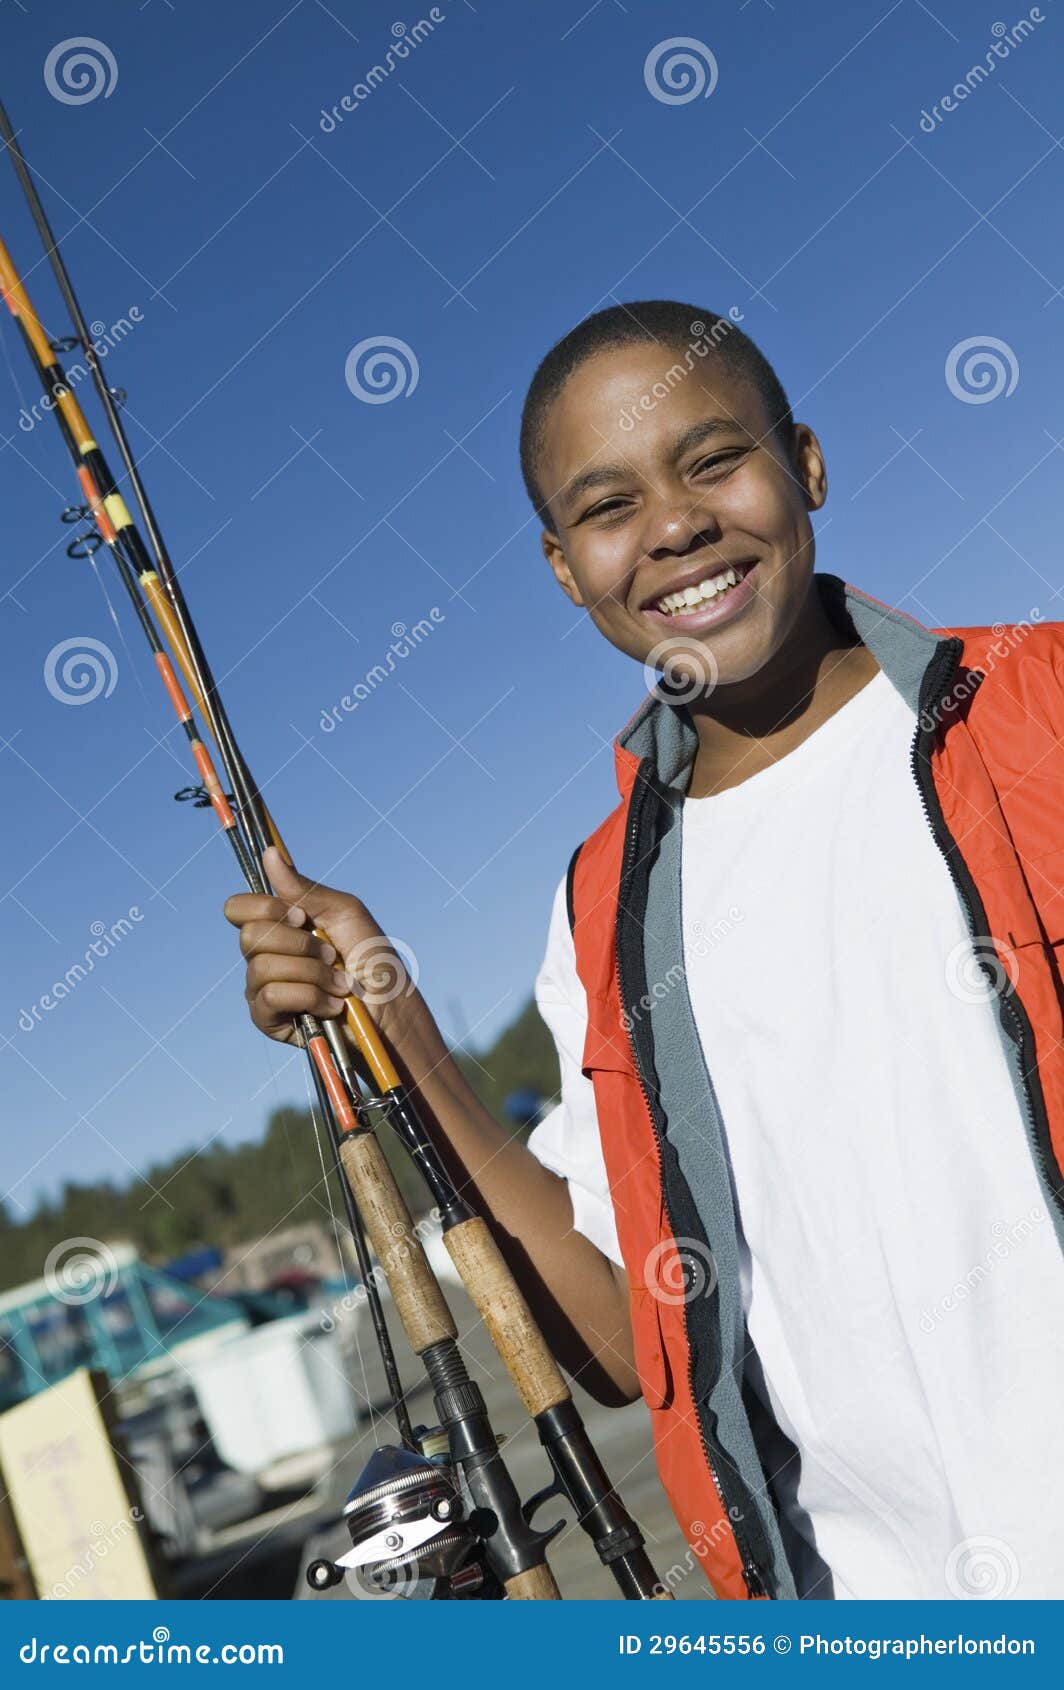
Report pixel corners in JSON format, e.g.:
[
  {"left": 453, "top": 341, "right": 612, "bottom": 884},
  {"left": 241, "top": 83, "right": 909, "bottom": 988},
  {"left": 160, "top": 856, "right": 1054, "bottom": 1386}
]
[{"left": 306, "top": 1440, "right": 502, "bottom": 1601}]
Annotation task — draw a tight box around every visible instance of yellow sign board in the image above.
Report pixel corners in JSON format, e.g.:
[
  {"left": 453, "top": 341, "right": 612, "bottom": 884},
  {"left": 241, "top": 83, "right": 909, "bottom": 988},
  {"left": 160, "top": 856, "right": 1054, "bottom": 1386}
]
[{"left": 0, "top": 1369, "right": 156, "bottom": 1600}]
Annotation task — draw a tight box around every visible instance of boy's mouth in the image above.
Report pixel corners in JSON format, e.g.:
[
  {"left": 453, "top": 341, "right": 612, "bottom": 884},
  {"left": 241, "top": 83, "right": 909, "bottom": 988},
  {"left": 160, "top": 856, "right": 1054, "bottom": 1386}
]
[{"left": 641, "top": 557, "right": 759, "bottom": 631}]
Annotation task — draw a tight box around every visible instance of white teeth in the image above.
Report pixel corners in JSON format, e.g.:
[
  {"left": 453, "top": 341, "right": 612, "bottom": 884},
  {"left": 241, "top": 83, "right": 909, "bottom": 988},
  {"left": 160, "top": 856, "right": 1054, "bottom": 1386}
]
[{"left": 655, "top": 565, "right": 742, "bottom": 616}]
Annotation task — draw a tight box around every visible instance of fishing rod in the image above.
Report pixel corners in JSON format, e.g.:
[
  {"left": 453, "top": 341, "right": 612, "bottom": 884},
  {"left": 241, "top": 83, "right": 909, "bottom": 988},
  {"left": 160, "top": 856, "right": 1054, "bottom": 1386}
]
[
  {"left": 0, "top": 98, "right": 669, "bottom": 1601},
  {"left": 0, "top": 227, "right": 559, "bottom": 1606},
  {"left": 0, "top": 220, "right": 409, "bottom": 1428}
]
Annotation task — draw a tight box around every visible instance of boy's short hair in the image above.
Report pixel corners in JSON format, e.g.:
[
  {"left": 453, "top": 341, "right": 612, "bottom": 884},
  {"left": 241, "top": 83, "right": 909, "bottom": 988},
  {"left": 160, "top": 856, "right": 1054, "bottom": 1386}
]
[{"left": 519, "top": 300, "right": 795, "bottom": 521}]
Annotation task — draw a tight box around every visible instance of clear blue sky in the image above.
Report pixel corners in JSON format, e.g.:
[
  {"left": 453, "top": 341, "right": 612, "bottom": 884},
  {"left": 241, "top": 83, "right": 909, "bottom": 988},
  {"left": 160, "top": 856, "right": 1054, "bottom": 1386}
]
[{"left": 1, "top": 0, "right": 1062, "bottom": 1210}]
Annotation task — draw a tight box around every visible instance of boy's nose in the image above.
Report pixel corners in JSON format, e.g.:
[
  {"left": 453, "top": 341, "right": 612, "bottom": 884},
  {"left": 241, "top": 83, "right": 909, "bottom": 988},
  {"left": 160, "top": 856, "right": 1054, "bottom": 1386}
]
[{"left": 640, "top": 499, "right": 720, "bottom": 559}]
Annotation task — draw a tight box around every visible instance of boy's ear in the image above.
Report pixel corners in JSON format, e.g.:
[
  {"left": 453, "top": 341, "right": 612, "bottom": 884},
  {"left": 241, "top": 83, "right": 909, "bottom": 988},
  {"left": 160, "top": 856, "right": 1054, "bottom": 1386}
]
[
  {"left": 541, "top": 528, "right": 586, "bottom": 608},
  {"left": 793, "top": 423, "right": 827, "bottom": 511}
]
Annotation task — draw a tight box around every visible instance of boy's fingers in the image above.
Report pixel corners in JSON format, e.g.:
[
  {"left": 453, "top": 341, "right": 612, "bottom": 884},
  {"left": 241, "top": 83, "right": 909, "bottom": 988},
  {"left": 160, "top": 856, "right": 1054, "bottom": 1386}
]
[
  {"left": 254, "top": 980, "right": 346, "bottom": 1021},
  {"left": 246, "top": 954, "right": 352, "bottom": 996},
  {"left": 223, "top": 892, "right": 292, "bottom": 928},
  {"left": 238, "top": 922, "right": 337, "bottom": 963}
]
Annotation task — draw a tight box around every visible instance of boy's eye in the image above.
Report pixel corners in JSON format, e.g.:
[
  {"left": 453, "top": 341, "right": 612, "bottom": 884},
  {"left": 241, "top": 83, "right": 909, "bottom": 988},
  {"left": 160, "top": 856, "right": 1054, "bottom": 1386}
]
[
  {"left": 579, "top": 449, "right": 748, "bottom": 522},
  {"left": 692, "top": 449, "right": 746, "bottom": 475},
  {"left": 584, "top": 497, "right": 633, "bottom": 523}
]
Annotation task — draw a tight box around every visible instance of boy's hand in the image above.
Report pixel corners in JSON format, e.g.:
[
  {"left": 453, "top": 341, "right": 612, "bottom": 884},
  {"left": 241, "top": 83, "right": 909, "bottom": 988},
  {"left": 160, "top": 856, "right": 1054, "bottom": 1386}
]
[{"left": 223, "top": 845, "right": 411, "bottom": 1047}]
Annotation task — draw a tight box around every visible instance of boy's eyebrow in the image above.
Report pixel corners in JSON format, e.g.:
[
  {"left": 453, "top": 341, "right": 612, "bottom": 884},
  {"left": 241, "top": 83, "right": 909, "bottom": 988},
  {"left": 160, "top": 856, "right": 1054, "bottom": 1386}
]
[
  {"left": 672, "top": 416, "right": 743, "bottom": 456},
  {"left": 557, "top": 416, "right": 742, "bottom": 514}
]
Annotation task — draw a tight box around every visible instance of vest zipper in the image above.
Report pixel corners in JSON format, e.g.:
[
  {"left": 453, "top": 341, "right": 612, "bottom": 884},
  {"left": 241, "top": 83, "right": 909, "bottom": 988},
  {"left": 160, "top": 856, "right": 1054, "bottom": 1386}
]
[
  {"left": 909, "top": 638, "right": 1064, "bottom": 1227},
  {"left": 614, "top": 762, "right": 770, "bottom": 1600}
]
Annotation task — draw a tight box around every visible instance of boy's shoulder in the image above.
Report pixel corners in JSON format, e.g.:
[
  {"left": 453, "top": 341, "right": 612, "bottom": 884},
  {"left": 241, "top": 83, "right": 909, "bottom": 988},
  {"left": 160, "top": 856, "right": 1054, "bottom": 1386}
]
[
  {"left": 941, "top": 611, "right": 1064, "bottom": 679},
  {"left": 941, "top": 612, "right": 1064, "bottom": 733}
]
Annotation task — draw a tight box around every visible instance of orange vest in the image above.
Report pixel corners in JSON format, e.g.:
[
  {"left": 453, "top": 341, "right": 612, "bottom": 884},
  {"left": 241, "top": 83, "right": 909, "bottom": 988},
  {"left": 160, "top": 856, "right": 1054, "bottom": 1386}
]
[{"left": 566, "top": 574, "right": 1064, "bottom": 1599}]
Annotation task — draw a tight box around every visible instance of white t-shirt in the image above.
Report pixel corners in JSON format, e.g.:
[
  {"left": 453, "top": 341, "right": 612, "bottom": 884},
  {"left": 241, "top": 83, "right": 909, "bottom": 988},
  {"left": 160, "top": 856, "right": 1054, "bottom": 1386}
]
[{"left": 528, "top": 667, "right": 1064, "bottom": 1599}]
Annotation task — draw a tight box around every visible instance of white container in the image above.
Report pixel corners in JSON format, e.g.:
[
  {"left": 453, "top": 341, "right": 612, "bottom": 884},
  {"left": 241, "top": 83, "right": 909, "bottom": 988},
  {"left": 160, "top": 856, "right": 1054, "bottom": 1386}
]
[{"left": 186, "top": 1312, "right": 358, "bottom": 1475}]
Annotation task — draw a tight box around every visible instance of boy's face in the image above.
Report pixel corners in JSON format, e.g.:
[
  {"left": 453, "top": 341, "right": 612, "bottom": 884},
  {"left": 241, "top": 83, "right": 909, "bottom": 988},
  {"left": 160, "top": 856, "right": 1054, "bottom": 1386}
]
[{"left": 537, "top": 343, "right": 827, "bottom": 690}]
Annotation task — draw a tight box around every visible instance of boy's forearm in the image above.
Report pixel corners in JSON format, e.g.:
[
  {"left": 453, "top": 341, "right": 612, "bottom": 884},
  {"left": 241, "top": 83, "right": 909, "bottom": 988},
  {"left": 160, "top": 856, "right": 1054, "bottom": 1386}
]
[{"left": 347, "top": 1006, "right": 639, "bottom": 1404}]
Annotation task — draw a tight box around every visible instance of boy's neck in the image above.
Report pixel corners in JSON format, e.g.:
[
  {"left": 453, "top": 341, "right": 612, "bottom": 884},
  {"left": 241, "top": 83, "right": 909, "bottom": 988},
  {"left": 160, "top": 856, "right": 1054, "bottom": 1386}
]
[{"left": 684, "top": 588, "right": 881, "bottom": 800}]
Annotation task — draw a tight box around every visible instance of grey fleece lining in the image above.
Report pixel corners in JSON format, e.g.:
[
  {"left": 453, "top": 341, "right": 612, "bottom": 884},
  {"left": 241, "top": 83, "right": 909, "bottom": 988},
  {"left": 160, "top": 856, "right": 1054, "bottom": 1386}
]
[
  {"left": 613, "top": 573, "right": 1055, "bottom": 1597},
  {"left": 618, "top": 573, "right": 940, "bottom": 784}
]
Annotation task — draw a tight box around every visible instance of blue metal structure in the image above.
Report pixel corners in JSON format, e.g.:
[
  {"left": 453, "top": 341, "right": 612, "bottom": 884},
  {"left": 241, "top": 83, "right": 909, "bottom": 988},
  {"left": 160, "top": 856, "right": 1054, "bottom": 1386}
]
[{"left": 0, "top": 1245, "right": 249, "bottom": 1412}]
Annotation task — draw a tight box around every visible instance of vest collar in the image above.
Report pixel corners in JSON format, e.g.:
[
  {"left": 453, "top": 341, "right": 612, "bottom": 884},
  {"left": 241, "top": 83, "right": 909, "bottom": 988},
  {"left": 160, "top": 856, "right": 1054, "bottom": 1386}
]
[{"left": 612, "top": 572, "right": 953, "bottom": 801}]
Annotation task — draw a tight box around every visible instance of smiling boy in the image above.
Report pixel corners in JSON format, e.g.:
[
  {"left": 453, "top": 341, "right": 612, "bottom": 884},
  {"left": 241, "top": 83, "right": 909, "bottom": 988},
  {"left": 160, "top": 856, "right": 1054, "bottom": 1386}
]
[{"left": 226, "top": 301, "right": 1064, "bottom": 1600}]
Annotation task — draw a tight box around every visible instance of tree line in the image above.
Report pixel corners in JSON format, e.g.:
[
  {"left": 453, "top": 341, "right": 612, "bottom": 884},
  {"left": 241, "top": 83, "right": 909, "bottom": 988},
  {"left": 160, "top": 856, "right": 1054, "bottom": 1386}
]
[{"left": 0, "top": 997, "right": 560, "bottom": 1294}]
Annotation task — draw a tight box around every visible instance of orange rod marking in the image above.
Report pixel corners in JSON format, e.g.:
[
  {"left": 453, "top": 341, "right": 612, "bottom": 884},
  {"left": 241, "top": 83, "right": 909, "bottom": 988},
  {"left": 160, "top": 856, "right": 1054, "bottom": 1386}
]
[
  {"left": 153, "top": 650, "right": 191, "bottom": 722},
  {"left": 140, "top": 571, "right": 211, "bottom": 722},
  {"left": 76, "top": 464, "right": 117, "bottom": 545},
  {"left": 308, "top": 1036, "right": 360, "bottom": 1134},
  {"left": 190, "top": 740, "right": 237, "bottom": 831}
]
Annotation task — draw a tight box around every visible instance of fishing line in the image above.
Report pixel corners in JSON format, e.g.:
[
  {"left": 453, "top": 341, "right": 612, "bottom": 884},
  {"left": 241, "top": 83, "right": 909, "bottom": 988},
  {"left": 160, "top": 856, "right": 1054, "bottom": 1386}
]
[
  {"left": 297, "top": 1055, "right": 385, "bottom": 1444},
  {"left": 0, "top": 303, "right": 27, "bottom": 408},
  {"left": 87, "top": 548, "right": 155, "bottom": 718}
]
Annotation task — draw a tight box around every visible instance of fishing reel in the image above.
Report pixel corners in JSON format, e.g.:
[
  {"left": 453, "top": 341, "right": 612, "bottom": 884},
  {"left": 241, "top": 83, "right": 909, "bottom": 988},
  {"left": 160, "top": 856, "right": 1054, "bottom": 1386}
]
[{"left": 306, "top": 1437, "right": 502, "bottom": 1601}]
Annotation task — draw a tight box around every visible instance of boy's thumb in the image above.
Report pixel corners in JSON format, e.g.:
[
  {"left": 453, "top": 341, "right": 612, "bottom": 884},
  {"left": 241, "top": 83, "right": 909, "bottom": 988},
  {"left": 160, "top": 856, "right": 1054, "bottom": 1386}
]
[{"left": 262, "top": 846, "right": 334, "bottom": 920}]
